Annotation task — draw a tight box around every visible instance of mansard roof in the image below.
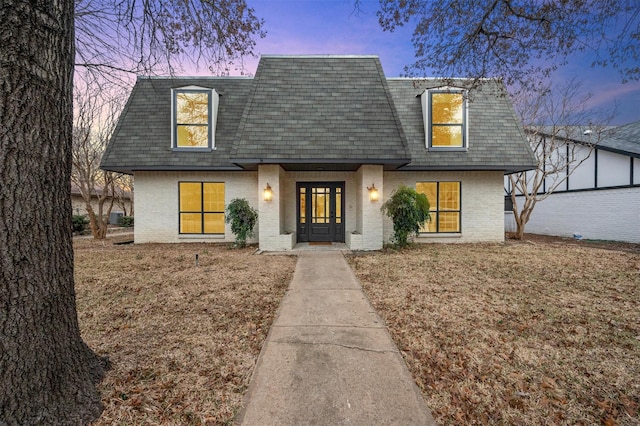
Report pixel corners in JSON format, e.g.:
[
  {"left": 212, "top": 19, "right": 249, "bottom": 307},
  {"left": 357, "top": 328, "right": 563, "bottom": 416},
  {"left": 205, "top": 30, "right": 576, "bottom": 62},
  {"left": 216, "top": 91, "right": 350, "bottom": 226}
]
[{"left": 101, "top": 55, "right": 536, "bottom": 174}]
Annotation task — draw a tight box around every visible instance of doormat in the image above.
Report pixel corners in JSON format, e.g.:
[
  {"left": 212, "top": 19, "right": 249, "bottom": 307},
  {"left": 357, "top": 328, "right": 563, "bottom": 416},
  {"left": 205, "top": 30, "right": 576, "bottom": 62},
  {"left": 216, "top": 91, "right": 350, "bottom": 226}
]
[{"left": 309, "top": 242, "right": 332, "bottom": 246}]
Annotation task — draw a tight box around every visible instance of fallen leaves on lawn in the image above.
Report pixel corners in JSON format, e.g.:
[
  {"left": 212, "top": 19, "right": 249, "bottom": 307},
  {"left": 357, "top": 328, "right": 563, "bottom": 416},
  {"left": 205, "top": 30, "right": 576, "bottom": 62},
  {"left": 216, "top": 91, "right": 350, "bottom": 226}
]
[
  {"left": 75, "top": 238, "right": 296, "bottom": 425},
  {"left": 348, "top": 238, "right": 640, "bottom": 425}
]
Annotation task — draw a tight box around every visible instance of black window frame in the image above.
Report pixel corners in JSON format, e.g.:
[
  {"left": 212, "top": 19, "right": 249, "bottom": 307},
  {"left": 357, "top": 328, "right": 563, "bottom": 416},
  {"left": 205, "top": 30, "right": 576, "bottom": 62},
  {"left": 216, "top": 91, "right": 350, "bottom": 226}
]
[
  {"left": 416, "top": 181, "right": 462, "bottom": 234},
  {"left": 178, "top": 181, "right": 225, "bottom": 235}
]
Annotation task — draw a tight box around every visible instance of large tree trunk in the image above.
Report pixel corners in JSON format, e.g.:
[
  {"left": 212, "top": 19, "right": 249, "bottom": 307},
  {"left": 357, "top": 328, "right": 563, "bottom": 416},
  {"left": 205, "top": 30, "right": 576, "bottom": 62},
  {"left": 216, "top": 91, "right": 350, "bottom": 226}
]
[{"left": 0, "top": 1, "right": 108, "bottom": 424}]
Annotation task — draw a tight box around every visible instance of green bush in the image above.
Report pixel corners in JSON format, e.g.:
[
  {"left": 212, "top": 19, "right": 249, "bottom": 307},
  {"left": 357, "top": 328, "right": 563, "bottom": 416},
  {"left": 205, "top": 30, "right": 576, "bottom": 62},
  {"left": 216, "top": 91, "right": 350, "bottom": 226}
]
[
  {"left": 225, "top": 198, "right": 258, "bottom": 248},
  {"left": 118, "top": 216, "right": 134, "bottom": 228},
  {"left": 72, "top": 215, "right": 89, "bottom": 233},
  {"left": 380, "top": 185, "right": 431, "bottom": 248}
]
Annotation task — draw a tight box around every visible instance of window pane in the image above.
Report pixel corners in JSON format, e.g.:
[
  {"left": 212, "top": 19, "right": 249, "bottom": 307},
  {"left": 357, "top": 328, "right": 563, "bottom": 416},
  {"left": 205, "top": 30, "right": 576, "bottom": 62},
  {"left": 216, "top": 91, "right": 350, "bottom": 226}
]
[
  {"left": 203, "top": 183, "right": 224, "bottom": 212},
  {"left": 177, "top": 125, "right": 208, "bottom": 147},
  {"left": 420, "top": 212, "right": 437, "bottom": 233},
  {"left": 432, "top": 93, "right": 463, "bottom": 124},
  {"left": 180, "top": 213, "right": 202, "bottom": 233},
  {"left": 416, "top": 182, "right": 437, "bottom": 211},
  {"left": 432, "top": 125, "right": 463, "bottom": 147},
  {"left": 204, "top": 213, "right": 225, "bottom": 234},
  {"left": 177, "top": 92, "right": 209, "bottom": 124},
  {"left": 439, "top": 182, "right": 460, "bottom": 210},
  {"left": 439, "top": 212, "right": 460, "bottom": 232},
  {"left": 180, "top": 183, "right": 201, "bottom": 211},
  {"left": 336, "top": 191, "right": 341, "bottom": 224}
]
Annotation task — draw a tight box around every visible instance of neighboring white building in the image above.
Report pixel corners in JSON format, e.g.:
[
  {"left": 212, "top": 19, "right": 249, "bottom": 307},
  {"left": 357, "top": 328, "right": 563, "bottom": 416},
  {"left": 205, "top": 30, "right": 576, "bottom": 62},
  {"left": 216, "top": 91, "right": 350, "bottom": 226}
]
[
  {"left": 101, "top": 55, "right": 536, "bottom": 251},
  {"left": 506, "top": 121, "right": 640, "bottom": 243},
  {"left": 71, "top": 185, "right": 133, "bottom": 223}
]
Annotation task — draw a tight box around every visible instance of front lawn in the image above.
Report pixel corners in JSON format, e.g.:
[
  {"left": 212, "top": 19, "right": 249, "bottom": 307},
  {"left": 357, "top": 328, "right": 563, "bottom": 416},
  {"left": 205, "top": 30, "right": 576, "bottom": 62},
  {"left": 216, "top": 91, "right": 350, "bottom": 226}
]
[
  {"left": 75, "top": 238, "right": 296, "bottom": 425},
  {"left": 348, "top": 239, "right": 640, "bottom": 425}
]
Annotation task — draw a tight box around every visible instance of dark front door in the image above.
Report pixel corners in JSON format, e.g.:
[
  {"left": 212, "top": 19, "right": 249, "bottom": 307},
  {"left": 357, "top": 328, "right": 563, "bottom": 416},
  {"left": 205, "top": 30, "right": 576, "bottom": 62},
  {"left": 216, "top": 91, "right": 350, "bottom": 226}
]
[{"left": 297, "top": 182, "right": 345, "bottom": 242}]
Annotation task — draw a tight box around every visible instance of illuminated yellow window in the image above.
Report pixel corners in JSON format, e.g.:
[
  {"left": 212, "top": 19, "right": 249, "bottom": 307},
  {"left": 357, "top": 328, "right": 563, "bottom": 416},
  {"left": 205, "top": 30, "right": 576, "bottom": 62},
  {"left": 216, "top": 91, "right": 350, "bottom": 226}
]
[
  {"left": 416, "top": 181, "right": 461, "bottom": 233},
  {"left": 175, "top": 91, "right": 210, "bottom": 148},
  {"left": 430, "top": 92, "right": 465, "bottom": 147},
  {"left": 179, "top": 182, "right": 225, "bottom": 234}
]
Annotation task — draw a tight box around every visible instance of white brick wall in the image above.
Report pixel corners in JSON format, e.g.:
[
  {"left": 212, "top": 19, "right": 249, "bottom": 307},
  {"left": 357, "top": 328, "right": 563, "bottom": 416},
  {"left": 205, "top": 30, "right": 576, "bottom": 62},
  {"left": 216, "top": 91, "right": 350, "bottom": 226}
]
[
  {"left": 383, "top": 171, "right": 505, "bottom": 243},
  {"left": 349, "top": 165, "right": 384, "bottom": 250},
  {"left": 517, "top": 187, "right": 640, "bottom": 243},
  {"left": 134, "top": 169, "right": 506, "bottom": 247},
  {"left": 134, "top": 171, "right": 257, "bottom": 243},
  {"left": 258, "top": 165, "right": 295, "bottom": 251}
]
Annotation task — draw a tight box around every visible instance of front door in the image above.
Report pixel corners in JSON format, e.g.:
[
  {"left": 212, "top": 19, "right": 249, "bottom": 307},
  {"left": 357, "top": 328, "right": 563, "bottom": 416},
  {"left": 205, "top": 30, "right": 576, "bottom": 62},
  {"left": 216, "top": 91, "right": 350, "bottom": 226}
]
[{"left": 297, "top": 182, "right": 345, "bottom": 242}]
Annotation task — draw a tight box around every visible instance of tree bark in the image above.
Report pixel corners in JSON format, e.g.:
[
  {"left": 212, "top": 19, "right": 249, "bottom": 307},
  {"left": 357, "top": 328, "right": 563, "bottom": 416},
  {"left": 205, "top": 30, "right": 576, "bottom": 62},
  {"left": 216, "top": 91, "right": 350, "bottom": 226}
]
[{"left": 0, "top": 1, "right": 108, "bottom": 424}]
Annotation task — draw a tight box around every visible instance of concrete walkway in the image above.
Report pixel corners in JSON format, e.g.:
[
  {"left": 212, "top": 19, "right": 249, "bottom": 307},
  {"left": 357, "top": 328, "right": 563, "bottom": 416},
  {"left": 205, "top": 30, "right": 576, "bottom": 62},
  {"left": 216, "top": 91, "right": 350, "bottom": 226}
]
[{"left": 237, "top": 251, "right": 436, "bottom": 425}]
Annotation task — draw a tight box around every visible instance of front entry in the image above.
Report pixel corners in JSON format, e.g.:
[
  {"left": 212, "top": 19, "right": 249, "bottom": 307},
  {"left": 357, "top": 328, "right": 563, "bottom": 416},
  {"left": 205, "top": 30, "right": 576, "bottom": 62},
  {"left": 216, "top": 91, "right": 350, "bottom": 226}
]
[{"left": 297, "top": 182, "right": 345, "bottom": 242}]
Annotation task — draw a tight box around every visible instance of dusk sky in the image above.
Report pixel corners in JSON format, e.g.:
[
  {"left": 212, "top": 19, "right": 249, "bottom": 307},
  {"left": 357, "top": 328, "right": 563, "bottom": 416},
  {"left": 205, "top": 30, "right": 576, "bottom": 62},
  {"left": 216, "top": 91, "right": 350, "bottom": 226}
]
[{"left": 210, "top": 0, "right": 640, "bottom": 125}]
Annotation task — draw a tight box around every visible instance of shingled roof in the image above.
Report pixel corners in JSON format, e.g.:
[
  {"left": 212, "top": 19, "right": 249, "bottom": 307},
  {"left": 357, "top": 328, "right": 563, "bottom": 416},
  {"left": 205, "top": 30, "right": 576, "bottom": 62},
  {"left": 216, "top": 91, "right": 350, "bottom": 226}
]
[
  {"left": 388, "top": 78, "right": 536, "bottom": 172},
  {"left": 231, "top": 55, "right": 410, "bottom": 170},
  {"left": 101, "top": 55, "right": 536, "bottom": 174},
  {"left": 599, "top": 120, "right": 640, "bottom": 157}
]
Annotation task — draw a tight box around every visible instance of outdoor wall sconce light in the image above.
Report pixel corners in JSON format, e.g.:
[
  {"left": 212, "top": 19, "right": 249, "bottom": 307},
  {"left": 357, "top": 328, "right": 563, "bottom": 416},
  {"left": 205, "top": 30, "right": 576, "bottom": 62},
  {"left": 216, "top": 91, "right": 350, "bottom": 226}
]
[
  {"left": 367, "top": 183, "right": 379, "bottom": 202},
  {"left": 263, "top": 183, "right": 273, "bottom": 202}
]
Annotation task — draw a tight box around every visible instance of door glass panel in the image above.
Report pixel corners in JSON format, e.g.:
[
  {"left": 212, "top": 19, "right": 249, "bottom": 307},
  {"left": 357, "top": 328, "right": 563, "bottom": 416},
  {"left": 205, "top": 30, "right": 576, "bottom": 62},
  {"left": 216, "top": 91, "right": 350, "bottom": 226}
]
[
  {"left": 335, "top": 189, "right": 342, "bottom": 224},
  {"left": 300, "top": 187, "right": 306, "bottom": 224},
  {"left": 312, "top": 187, "right": 330, "bottom": 224}
]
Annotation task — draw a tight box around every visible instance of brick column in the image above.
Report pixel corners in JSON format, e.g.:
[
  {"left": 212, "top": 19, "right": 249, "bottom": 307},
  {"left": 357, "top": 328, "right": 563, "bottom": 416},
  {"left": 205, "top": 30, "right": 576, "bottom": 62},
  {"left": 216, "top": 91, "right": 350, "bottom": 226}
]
[
  {"left": 258, "top": 164, "right": 293, "bottom": 251},
  {"left": 356, "top": 165, "right": 384, "bottom": 250}
]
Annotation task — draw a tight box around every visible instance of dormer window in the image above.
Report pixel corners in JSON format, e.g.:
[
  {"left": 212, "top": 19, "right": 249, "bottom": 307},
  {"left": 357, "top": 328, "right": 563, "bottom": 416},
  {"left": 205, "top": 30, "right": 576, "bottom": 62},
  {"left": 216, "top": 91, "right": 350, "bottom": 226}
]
[
  {"left": 421, "top": 88, "right": 468, "bottom": 150},
  {"left": 172, "top": 87, "right": 219, "bottom": 150}
]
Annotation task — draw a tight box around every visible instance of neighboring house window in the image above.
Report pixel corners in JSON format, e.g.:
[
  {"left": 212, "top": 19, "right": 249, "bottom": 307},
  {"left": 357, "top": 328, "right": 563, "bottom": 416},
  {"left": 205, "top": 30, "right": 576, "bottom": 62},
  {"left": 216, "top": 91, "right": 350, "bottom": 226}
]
[
  {"left": 421, "top": 88, "right": 467, "bottom": 149},
  {"left": 172, "top": 87, "right": 219, "bottom": 149},
  {"left": 179, "top": 182, "right": 225, "bottom": 234},
  {"left": 416, "top": 182, "right": 461, "bottom": 233}
]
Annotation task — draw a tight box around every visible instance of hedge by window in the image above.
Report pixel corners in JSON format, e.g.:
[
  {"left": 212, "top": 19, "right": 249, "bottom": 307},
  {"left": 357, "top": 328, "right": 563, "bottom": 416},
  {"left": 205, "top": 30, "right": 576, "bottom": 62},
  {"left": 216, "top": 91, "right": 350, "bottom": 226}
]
[
  {"left": 416, "top": 181, "right": 461, "bottom": 233},
  {"left": 179, "top": 182, "right": 225, "bottom": 234}
]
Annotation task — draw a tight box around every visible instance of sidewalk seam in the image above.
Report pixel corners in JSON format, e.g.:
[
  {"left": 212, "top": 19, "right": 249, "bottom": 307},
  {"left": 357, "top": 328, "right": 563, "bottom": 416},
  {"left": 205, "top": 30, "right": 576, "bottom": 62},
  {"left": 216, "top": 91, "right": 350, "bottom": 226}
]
[{"left": 271, "top": 340, "right": 400, "bottom": 354}]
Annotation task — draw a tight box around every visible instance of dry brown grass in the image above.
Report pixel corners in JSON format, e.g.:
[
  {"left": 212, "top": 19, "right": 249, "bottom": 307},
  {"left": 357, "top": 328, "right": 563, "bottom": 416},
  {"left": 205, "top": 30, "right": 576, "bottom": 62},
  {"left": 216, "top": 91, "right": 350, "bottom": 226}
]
[
  {"left": 74, "top": 236, "right": 296, "bottom": 425},
  {"left": 347, "top": 238, "right": 640, "bottom": 425}
]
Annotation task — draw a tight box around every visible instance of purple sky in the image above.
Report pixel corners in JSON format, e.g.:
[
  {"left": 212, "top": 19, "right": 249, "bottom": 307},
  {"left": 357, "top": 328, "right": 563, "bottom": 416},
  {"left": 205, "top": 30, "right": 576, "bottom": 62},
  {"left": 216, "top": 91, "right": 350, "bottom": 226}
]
[{"left": 215, "top": 0, "right": 640, "bottom": 125}]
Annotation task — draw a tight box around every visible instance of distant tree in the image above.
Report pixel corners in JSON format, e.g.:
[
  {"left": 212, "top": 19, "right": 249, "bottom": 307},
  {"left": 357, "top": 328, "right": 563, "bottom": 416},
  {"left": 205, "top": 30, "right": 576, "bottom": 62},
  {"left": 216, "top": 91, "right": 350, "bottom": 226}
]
[
  {"left": 381, "top": 185, "right": 431, "bottom": 248},
  {"left": 114, "top": 174, "right": 134, "bottom": 217},
  {"left": 75, "top": 0, "right": 265, "bottom": 83},
  {"left": 373, "top": 0, "right": 639, "bottom": 86},
  {"left": 1, "top": 1, "right": 264, "bottom": 423},
  {"left": 72, "top": 84, "right": 125, "bottom": 239},
  {"left": 506, "top": 80, "right": 611, "bottom": 239}
]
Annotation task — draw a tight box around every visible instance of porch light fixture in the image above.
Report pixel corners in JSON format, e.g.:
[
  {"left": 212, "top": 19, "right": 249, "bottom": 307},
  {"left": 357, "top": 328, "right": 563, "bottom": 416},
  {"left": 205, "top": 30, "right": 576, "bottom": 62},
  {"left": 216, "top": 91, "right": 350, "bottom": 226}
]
[
  {"left": 367, "top": 183, "right": 379, "bottom": 202},
  {"left": 263, "top": 183, "right": 273, "bottom": 202}
]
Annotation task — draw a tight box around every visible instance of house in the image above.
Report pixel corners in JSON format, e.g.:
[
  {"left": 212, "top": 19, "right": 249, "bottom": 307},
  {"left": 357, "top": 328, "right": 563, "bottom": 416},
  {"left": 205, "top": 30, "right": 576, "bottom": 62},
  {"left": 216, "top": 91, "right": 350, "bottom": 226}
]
[
  {"left": 101, "top": 55, "right": 536, "bottom": 251},
  {"left": 70, "top": 184, "right": 133, "bottom": 223},
  {"left": 505, "top": 120, "right": 640, "bottom": 243}
]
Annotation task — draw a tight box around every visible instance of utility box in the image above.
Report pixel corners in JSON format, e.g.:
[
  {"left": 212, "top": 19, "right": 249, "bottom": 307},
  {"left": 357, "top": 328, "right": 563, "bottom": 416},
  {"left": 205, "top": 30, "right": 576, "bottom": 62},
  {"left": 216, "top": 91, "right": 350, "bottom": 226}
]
[{"left": 109, "top": 212, "right": 124, "bottom": 225}]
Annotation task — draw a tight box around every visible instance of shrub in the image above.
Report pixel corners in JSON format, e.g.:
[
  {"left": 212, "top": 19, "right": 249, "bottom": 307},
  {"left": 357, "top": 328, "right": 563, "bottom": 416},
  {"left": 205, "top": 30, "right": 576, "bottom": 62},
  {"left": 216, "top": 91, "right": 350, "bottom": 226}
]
[
  {"left": 380, "top": 185, "right": 431, "bottom": 248},
  {"left": 225, "top": 198, "right": 258, "bottom": 248},
  {"left": 72, "top": 215, "right": 89, "bottom": 233},
  {"left": 118, "top": 216, "right": 134, "bottom": 228}
]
